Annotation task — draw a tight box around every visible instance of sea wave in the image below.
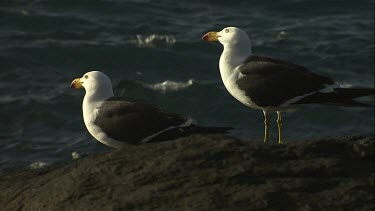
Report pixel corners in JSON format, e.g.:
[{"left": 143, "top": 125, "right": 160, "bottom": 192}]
[
  {"left": 340, "top": 83, "right": 355, "bottom": 88},
  {"left": 72, "top": 151, "right": 81, "bottom": 160},
  {"left": 129, "top": 34, "right": 176, "bottom": 48},
  {"left": 142, "top": 79, "right": 194, "bottom": 93},
  {"left": 0, "top": 33, "right": 177, "bottom": 49},
  {"left": 30, "top": 161, "right": 49, "bottom": 169}
]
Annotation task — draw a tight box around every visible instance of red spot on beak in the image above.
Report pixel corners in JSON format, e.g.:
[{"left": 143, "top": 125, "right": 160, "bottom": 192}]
[
  {"left": 201, "top": 31, "right": 219, "bottom": 42},
  {"left": 70, "top": 78, "right": 83, "bottom": 89},
  {"left": 202, "top": 32, "right": 210, "bottom": 41}
]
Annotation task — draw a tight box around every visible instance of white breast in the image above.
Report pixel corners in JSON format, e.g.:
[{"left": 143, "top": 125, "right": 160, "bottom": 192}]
[
  {"left": 219, "top": 53, "right": 262, "bottom": 110},
  {"left": 82, "top": 98, "right": 127, "bottom": 149}
]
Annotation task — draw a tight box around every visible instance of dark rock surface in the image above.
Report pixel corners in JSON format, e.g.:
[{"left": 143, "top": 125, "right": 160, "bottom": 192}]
[{"left": 0, "top": 135, "right": 374, "bottom": 210}]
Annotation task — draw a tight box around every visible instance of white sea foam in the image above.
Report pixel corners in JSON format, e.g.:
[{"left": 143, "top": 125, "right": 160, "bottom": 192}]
[
  {"left": 143, "top": 79, "right": 194, "bottom": 93},
  {"left": 276, "top": 30, "right": 288, "bottom": 41},
  {"left": 71, "top": 151, "right": 81, "bottom": 160},
  {"left": 130, "top": 34, "right": 176, "bottom": 47},
  {"left": 0, "top": 33, "right": 176, "bottom": 49},
  {"left": 30, "top": 161, "right": 48, "bottom": 169},
  {"left": 340, "top": 83, "right": 354, "bottom": 88}
]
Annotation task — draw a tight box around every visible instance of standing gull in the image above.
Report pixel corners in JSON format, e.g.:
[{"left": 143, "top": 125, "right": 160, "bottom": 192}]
[
  {"left": 202, "top": 26, "right": 374, "bottom": 144},
  {"left": 71, "top": 71, "right": 232, "bottom": 148}
]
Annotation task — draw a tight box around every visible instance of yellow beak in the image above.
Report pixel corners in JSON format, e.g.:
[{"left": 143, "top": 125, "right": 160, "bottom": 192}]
[
  {"left": 202, "top": 31, "right": 220, "bottom": 42},
  {"left": 71, "top": 78, "right": 83, "bottom": 89}
]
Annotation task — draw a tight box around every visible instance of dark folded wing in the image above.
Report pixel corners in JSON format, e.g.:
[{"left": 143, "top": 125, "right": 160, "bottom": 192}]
[
  {"left": 236, "top": 56, "right": 335, "bottom": 107},
  {"left": 94, "top": 97, "right": 187, "bottom": 144}
]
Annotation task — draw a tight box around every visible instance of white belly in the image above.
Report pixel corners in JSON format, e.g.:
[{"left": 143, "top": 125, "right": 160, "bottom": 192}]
[
  {"left": 221, "top": 70, "right": 262, "bottom": 110},
  {"left": 219, "top": 50, "right": 264, "bottom": 110},
  {"left": 85, "top": 121, "right": 127, "bottom": 149},
  {"left": 83, "top": 99, "right": 128, "bottom": 149}
]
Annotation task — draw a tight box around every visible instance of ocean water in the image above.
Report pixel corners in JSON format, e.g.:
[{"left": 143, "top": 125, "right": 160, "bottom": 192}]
[{"left": 0, "top": 0, "right": 374, "bottom": 173}]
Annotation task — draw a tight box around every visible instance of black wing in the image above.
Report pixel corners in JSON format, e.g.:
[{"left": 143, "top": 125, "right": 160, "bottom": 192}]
[
  {"left": 236, "top": 56, "right": 335, "bottom": 107},
  {"left": 94, "top": 97, "right": 187, "bottom": 144}
]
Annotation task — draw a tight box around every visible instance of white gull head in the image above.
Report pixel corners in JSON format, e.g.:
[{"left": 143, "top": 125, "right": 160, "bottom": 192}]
[
  {"left": 203, "top": 26, "right": 252, "bottom": 70},
  {"left": 71, "top": 71, "right": 120, "bottom": 147},
  {"left": 75, "top": 71, "right": 114, "bottom": 102},
  {"left": 203, "top": 27, "right": 261, "bottom": 109},
  {"left": 71, "top": 70, "right": 115, "bottom": 118}
]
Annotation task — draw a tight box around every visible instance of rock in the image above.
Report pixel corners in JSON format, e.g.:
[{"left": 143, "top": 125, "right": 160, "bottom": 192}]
[{"left": 0, "top": 135, "right": 373, "bottom": 210}]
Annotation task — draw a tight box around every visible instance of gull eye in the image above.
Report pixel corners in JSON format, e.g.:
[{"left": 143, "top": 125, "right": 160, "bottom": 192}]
[
  {"left": 84, "top": 75, "right": 88, "bottom": 79},
  {"left": 225, "top": 28, "right": 230, "bottom": 33}
]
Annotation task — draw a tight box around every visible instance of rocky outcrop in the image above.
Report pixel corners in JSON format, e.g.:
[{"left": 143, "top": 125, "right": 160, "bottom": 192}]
[{"left": 0, "top": 135, "right": 373, "bottom": 210}]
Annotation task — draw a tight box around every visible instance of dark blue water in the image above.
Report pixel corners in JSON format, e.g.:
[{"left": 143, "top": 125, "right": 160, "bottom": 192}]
[{"left": 0, "top": 0, "right": 374, "bottom": 173}]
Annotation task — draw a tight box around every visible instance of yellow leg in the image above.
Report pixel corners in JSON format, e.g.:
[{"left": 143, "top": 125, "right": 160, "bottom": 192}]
[
  {"left": 263, "top": 111, "right": 270, "bottom": 144},
  {"left": 277, "top": 111, "right": 283, "bottom": 144}
]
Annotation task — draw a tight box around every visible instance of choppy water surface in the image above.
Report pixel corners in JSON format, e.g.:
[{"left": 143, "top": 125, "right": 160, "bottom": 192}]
[{"left": 0, "top": 0, "right": 374, "bottom": 173}]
